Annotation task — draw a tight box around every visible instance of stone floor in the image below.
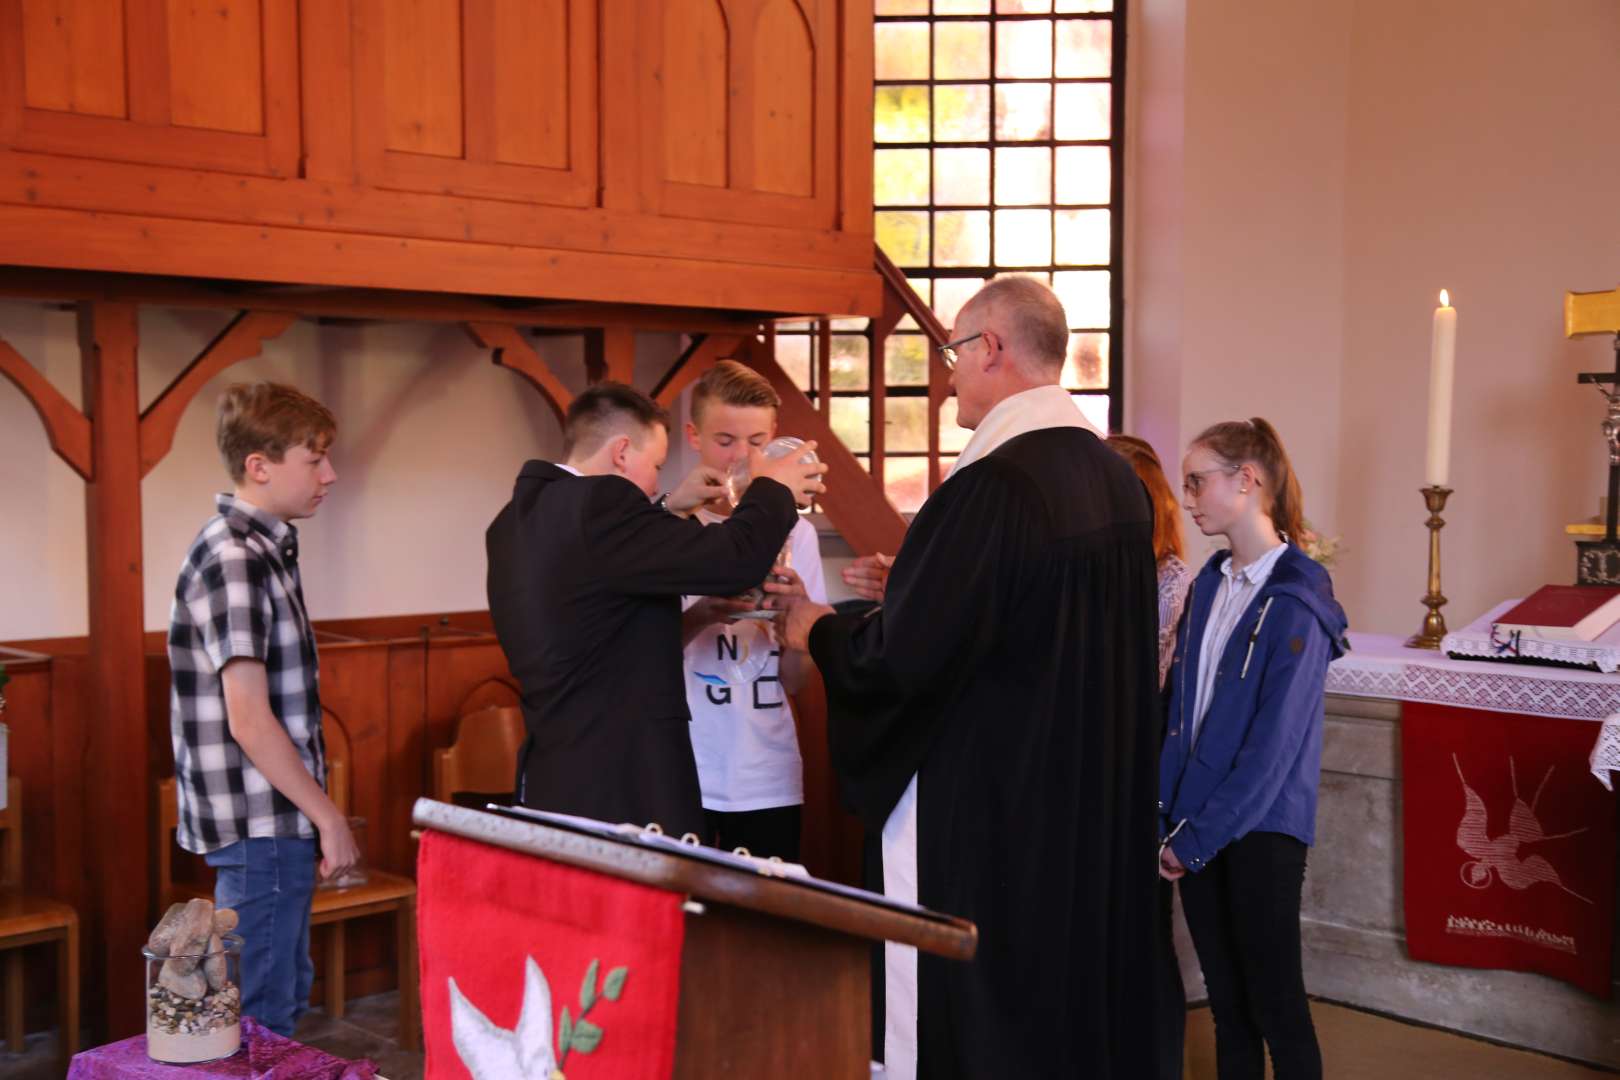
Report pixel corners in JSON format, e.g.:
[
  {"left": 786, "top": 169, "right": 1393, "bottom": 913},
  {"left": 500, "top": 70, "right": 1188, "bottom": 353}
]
[
  {"left": 0, "top": 995, "right": 1612, "bottom": 1078},
  {"left": 1185, "top": 1000, "right": 1617, "bottom": 1079}
]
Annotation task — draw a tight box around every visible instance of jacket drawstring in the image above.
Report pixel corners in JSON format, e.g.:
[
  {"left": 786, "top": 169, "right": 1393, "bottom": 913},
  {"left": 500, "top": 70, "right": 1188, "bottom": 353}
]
[{"left": 1240, "top": 597, "right": 1275, "bottom": 679}]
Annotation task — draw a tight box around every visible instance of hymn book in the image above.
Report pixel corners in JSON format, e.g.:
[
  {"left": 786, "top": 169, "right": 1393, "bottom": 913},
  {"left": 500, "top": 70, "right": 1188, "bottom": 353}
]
[{"left": 1492, "top": 585, "right": 1620, "bottom": 642}]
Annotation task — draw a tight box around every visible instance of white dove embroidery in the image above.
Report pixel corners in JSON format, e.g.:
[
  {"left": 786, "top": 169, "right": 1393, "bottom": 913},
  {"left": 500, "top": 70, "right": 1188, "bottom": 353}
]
[{"left": 449, "top": 955, "right": 563, "bottom": 1080}]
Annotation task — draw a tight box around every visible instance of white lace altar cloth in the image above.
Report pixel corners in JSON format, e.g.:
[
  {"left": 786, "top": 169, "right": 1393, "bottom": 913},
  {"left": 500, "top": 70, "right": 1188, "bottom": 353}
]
[
  {"left": 1441, "top": 598, "right": 1620, "bottom": 673},
  {"left": 1326, "top": 630, "right": 1620, "bottom": 790}
]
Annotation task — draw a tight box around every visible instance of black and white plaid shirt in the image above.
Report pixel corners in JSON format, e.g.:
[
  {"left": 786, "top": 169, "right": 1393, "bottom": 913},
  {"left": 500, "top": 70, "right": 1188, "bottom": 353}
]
[{"left": 168, "top": 493, "right": 326, "bottom": 854}]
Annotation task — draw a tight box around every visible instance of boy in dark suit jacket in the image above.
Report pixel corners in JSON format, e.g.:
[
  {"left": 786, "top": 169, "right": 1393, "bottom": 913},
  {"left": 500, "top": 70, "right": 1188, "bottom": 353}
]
[{"left": 486, "top": 382, "right": 825, "bottom": 836}]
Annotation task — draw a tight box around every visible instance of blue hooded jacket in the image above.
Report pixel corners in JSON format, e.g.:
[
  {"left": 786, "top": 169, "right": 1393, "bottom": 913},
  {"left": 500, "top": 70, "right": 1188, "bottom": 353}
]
[{"left": 1159, "top": 544, "right": 1348, "bottom": 872}]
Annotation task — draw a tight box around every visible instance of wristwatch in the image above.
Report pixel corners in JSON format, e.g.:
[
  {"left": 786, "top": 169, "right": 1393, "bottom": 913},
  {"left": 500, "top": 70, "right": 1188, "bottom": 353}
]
[{"left": 655, "top": 492, "right": 672, "bottom": 513}]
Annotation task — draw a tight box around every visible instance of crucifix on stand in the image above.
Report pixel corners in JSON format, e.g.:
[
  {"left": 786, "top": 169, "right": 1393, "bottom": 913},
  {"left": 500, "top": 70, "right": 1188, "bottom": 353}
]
[{"left": 1566, "top": 285, "right": 1620, "bottom": 584}]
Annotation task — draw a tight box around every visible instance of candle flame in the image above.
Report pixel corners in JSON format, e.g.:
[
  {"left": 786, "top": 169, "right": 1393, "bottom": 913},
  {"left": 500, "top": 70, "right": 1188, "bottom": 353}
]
[{"left": 1439, "top": 288, "right": 1450, "bottom": 307}]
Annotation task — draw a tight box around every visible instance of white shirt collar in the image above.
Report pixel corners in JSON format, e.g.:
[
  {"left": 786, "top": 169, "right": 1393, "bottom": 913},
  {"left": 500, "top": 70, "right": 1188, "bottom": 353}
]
[
  {"left": 556, "top": 462, "right": 582, "bottom": 477},
  {"left": 1222, "top": 542, "right": 1288, "bottom": 586}
]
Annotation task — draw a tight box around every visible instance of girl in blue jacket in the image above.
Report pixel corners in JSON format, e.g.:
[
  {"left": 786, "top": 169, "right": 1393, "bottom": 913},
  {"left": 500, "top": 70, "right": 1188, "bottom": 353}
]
[{"left": 1159, "top": 418, "right": 1348, "bottom": 1080}]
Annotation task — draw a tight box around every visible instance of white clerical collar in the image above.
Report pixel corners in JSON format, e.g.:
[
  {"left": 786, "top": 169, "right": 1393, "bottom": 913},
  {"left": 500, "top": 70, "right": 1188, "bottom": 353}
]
[
  {"left": 947, "top": 384, "right": 1101, "bottom": 479},
  {"left": 556, "top": 462, "right": 582, "bottom": 477}
]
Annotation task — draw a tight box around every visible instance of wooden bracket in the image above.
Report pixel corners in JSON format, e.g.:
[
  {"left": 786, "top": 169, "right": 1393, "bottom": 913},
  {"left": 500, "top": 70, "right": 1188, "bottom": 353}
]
[
  {"left": 0, "top": 337, "right": 93, "bottom": 480},
  {"left": 652, "top": 333, "right": 748, "bottom": 409},
  {"left": 465, "top": 323, "right": 574, "bottom": 422},
  {"left": 138, "top": 311, "right": 299, "bottom": 477}
]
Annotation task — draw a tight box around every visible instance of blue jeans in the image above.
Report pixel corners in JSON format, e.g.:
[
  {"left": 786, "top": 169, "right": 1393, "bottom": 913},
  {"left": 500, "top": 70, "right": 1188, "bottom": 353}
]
[{"left": 205, "top": 837, "right": 317, "bottom": 1037}]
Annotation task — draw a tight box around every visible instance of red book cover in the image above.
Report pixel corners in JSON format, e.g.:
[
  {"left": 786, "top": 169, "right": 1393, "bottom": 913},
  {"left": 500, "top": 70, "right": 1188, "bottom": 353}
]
[{"left": 1493, "top": 585, "right": 1620, "bottom": 642}]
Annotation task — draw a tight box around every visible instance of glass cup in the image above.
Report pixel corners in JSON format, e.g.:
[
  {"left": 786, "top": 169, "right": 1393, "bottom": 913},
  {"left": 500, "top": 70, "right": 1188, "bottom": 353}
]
[
  {"left": 317, "top": 815, "right": 370, "bottom": 890},
  {"left": 724, "top": 436, "right": 821, "bottom": 513},
  {"left": 144, "top": 932, "right": 244, "bottom": 1064}
]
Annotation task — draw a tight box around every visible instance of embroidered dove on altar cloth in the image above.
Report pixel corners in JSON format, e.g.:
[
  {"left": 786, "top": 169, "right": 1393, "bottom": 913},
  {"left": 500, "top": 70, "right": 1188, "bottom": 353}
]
[{"left": 449, "top": 955, "right": 565, "bottom": 1080}]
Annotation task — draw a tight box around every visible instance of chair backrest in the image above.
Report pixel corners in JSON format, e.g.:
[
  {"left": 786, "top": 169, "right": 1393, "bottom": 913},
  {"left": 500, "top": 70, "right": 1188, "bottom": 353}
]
[
  {"left": 435, "top": 705, "right": 525, "bottom": 802},
  {"left": 0, "top": 777, "right": 22, "bottom": 891},
  {"left": 154, "top": 707, "right": 351, "bottom": 909},
  {"left": 155, "top": 777, "right": 180, "bottom": 911}
]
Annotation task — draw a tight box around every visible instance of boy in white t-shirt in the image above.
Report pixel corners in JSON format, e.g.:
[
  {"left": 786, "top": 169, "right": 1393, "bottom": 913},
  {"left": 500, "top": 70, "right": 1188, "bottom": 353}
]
[{"left": 680, "top": 361, "right": 828, "bottom": 860}]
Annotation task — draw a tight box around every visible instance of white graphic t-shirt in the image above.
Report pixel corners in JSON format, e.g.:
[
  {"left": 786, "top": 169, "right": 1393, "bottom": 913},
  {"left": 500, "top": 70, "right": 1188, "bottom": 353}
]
[{"left": 682, "top": 513, "right": 827, "bottom": 812}]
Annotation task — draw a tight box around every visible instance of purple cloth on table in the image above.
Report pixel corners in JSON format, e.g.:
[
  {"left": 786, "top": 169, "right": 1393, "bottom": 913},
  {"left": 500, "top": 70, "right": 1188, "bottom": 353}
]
[{"left": 67, "top": 1017, "right": 379, "bottom": 1080}]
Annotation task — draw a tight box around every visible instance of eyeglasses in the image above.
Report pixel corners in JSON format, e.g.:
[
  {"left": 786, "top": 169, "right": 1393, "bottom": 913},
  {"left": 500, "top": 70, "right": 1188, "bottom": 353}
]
[
  {"left": 937, "top": 331, "right": 984, "bottom": 371},
  {"left": 1182, "top": 465, "right": 1239, "bottom": 498}
]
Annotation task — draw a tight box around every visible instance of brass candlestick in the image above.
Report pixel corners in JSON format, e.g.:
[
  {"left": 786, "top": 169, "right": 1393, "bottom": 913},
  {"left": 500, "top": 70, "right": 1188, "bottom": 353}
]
[{"left": 1407, "top": 485, "right": 1453, "bottom": 649}]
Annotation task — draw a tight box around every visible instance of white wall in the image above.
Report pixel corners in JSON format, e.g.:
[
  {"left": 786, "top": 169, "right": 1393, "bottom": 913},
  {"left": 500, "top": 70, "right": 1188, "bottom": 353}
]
[
  {"left": 1129, "top": 0, "right": 1620, "bottom": 634},
  {"left": 0, "top": 302, "right": 683, "bottom": 639}
]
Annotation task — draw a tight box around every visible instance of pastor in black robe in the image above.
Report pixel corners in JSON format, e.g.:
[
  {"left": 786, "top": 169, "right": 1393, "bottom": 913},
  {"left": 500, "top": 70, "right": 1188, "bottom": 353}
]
[{"left": 808, "top": 424, "right": 1161, "bottom": 1079}]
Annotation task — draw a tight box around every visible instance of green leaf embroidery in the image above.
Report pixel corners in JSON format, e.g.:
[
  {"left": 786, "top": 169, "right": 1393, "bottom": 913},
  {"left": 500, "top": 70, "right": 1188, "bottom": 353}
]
[
  {"left": 602, "top": 966, "right": 628, "bottom": 1001},
  {"left": 570, "top": 1019, "right": 603, "bottom": 1054},
  {"left": 580, "top": 957, "right": 600, "bottom": 1012},
  {"left": 559, "top": 1006, "right": 573, "bottom": 1052}
]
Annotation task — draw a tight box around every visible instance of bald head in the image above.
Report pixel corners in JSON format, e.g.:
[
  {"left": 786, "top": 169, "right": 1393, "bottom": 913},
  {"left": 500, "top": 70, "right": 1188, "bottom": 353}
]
[{"left": 960, "top": 276, "right": 1069, "bottom": 376}]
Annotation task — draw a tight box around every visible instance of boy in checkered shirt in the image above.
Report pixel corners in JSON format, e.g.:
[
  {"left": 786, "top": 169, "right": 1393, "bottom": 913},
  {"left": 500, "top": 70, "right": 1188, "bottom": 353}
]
[{"left": 167, "top": 381, "right": 357, "bottom": 1036}]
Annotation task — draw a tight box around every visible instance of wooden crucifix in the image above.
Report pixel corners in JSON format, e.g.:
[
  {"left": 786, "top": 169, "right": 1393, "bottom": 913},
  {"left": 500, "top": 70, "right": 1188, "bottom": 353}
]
[{"left": 1566, "top": 285, "right": 1620, "bottom": 583}]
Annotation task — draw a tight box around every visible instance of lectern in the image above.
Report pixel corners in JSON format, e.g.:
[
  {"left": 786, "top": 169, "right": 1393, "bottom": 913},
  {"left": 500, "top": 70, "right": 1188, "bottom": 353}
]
[{"left": 412, "top": 799, "right": 977, "bottom": 1079}]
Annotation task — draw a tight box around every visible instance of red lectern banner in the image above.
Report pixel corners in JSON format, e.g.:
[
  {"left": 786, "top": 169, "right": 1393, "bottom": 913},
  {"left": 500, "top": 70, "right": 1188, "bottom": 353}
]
[
  {"left": 1401, "top": 701, "right": 1616, "bottom": 997},
  {"left": 418, "top": 830, "right": 687, "bottom": 1079}
]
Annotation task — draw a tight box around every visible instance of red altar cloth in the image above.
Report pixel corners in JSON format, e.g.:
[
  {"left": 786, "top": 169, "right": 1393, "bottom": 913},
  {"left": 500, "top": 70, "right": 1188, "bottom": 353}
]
[
  {"left": 417, "top": 830, "right": 686, "bottom": 1080},
  {"left": 1402, "top": 701, "right": 1617, "bottom": 997}
]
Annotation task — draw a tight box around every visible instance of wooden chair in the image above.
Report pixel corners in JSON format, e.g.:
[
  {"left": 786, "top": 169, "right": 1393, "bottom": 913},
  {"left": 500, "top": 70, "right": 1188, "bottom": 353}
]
[
  {"left": 156, "top": 764, "right": 420, "bottom": 1050},
  {"left": 433, "top": 705, "right": 525, "bottom": 803},
  {"left": 0, "top": 777, "right": 79, "bottom": 1074}
]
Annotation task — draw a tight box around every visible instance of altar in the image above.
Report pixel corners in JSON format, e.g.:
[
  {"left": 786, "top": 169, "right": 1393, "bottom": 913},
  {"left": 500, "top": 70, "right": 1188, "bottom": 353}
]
[{"left": 1300, "top": 632, "right": 1620, "bottom": 1068}]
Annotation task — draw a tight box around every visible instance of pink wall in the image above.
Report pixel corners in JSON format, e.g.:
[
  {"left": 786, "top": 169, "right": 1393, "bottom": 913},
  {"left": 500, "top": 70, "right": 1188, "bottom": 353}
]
[{"left": 1130, "top": 0, "right": 1620, "bottom": 634}]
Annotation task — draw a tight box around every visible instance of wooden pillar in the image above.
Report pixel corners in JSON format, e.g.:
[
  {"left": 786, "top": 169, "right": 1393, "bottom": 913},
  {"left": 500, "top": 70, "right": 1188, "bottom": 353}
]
[
  {"left": 584, "top": 326, "right": 637, "bottom": 385},
  {"left": 78, "top": 302, "right": 149, "bottom": 1038}
]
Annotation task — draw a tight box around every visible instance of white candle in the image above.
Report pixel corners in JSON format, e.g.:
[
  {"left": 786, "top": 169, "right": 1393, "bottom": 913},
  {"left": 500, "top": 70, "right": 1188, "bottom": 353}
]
[{"left": 1425, "top": 289, "right": 1457, "bottom": 487}]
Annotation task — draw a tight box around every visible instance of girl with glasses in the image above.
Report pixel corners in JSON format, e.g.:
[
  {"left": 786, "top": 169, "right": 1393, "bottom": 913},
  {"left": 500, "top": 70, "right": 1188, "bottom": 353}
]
[{"left": 1159, "top": 418, "right": 1348, "bottom": 1080}]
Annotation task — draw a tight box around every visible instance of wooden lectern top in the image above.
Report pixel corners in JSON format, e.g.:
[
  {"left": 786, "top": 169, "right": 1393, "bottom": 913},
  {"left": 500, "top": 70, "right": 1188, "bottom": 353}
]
[{"left": 412, "top": 798, "right": 978, "bottom": 961}]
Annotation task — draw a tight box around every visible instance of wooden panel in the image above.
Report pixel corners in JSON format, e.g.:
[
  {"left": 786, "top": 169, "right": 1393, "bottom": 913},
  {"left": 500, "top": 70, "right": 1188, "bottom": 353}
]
[
  {"left": 356, "top": 0, "right": 596, "bottom": 206},
  {"left": 167, "top": 0, "right": 264, "bottom": 134},
  {"left": 0, "top": 148, "right": 875, "bottom": 274},
  {"left": 6, "top": 0, "right": 297, "bottom": 176},
  {"left": 838, "top": 0, "right": 872, "bottom": 235},
  {"left": 650, "top": 0, "right": 838, "bottom": 229},
  {"left": 0, "top": 203, "right": 886, "bottom": 316},
  {"left": 381, "top": 0, "right": 462, "bottom": 157},
  {"left": 20, "top": 0, "right": 126, "bottom": 118},
  {"left": 488, "top": 0, "right": 567, "bottom": 169},
  {"left": 674, "top": 905, "right": 868, "bottom": 1079},
  {"left": 662, "top": 0, "right": 728, "bottom": 188},
  {"left": 751, "top": 0, "right": 813, "bottom": 197}
]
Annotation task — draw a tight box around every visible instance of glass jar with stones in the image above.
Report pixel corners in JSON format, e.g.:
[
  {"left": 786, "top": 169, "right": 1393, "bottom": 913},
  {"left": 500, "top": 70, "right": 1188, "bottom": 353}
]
[{"left": 143, "top": 931, "right": 244, "bottom": 1063}]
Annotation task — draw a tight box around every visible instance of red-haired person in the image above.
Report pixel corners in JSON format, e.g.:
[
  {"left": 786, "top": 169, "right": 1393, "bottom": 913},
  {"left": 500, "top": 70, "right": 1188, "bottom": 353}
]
[
  {"left": 1159, "top": 419, "right": 1348, "bottom": 1080},
  {"left": 1107, "top": 434, "right": 1191, "bottom": 690}
]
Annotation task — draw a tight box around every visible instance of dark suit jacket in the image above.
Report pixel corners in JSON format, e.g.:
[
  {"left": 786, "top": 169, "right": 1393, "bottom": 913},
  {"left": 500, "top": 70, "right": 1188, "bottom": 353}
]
[{"left": 486, "top": 462, "right": 798, "bottom": 837}]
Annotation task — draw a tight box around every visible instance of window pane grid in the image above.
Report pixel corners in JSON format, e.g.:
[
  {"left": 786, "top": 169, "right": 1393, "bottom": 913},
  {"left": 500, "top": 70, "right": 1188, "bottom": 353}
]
[{"left": 793, "top": 1, "right": 1123, "bottom": 512}]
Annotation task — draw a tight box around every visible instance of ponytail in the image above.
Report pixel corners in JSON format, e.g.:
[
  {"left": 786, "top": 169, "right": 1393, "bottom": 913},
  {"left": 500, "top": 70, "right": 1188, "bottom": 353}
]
[{"left": 1191, "top": 417, "right": 1305, "bottom": 544}]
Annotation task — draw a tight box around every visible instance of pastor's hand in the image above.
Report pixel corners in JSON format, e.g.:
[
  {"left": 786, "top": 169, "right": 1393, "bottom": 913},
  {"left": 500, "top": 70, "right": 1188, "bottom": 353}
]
[
  {"left": 666, "top": 465, "right": 728, "bottom": 515},
  {"left": 777, "top": 595, "right": 834, "bottom": 653},
  {"left": 760, "top": 564, "right": 806, "bottom": 609},
  {"left": 841, "top": 552, "right": 894, "bottom": 602},
  {"left": 1158, "top": 844, "right": 1187, "bottom": 881}
]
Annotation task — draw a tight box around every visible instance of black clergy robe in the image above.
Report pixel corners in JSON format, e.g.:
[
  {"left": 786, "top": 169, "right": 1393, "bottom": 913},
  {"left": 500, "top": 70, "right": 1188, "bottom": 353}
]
[{"left": 808, "top": 425, "right": 1160, "bottom": 1079}]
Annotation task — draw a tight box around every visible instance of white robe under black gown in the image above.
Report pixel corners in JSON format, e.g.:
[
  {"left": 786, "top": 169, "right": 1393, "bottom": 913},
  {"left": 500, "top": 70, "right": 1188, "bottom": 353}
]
[{"left": 807, "top": 386, "right": 1161, "bottom": 1078}]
